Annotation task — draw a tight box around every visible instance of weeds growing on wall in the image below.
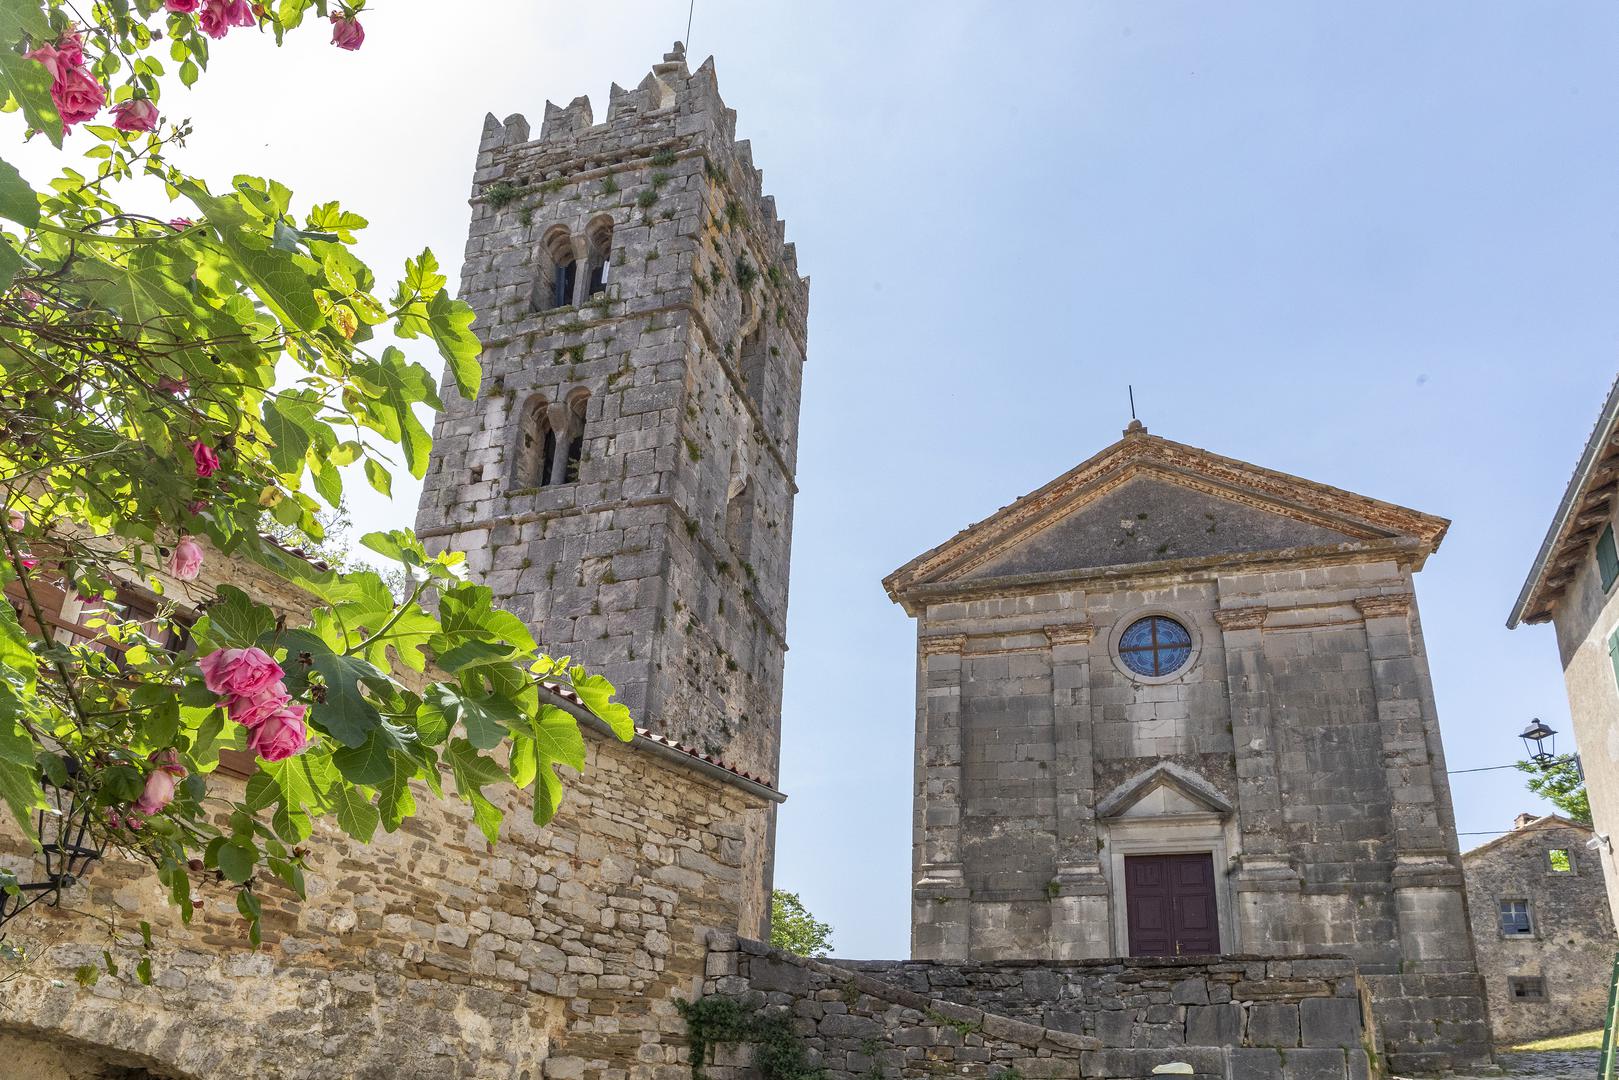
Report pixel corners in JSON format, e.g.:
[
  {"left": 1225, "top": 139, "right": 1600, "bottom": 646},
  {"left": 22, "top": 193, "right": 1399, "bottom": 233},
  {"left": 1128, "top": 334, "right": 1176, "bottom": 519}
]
[{"left": 677, "top": 996, "right": 823, "bottom": 1080}]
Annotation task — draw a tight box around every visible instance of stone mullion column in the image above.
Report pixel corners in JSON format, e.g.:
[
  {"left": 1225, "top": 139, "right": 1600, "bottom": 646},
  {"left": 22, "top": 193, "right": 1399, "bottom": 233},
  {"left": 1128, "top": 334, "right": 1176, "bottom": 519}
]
[
  {"left": 913, "top": 633, "right": 970, "bottom": 960},
  {"left": 1217, "top": 605, "right": 1299, "bottom": 953},
  {"left": 1044, "top": 623, "right": 1110, "bottom": 959},
  {"left": 1356, "top": 593, "right": 1471, "bottom": 967}
]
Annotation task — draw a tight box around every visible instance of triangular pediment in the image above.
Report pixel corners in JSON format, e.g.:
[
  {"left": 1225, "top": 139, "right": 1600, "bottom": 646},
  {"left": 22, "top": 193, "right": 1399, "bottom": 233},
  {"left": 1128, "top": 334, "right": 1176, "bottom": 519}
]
[
  {"left": 1096, "top": 764, "right": 1233, "bottom": 821},
  {"left": 885, "top": 426, "right": 1448, "bottom": 609}
]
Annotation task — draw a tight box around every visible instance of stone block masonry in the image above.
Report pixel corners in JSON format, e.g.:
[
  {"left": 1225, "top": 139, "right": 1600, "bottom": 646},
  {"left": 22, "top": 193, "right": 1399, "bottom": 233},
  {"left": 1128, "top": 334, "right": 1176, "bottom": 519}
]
[
  {"left": 697, "top": 938, "right": 1380, "bottom": 1080},
  {"left": 416, "top": 42, "right": 809, "bottom": 940}
]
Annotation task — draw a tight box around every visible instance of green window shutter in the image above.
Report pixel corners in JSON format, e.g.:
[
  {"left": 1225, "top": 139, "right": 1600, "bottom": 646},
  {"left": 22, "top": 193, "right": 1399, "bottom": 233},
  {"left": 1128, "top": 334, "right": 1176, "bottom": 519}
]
[
  {"left": 1600, "top": 525, "right": 1619, "bottom": 592},
  {"left": 1609, "top": 629, "right": 1619, "bottom": 689}
]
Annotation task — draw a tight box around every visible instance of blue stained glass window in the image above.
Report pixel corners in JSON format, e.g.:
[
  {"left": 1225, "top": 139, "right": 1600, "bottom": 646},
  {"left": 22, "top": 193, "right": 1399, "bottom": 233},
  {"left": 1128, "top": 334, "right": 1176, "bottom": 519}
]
[{"left": 1119, "top": 616, "right": 1193, "bottom": 678}]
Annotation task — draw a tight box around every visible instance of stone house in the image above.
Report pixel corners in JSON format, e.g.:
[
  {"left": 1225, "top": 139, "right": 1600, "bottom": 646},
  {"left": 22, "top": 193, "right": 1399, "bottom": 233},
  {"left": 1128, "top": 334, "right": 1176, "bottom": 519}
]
[
  {"left": 1509, "top": 373, "right": 1619, "bottom": 931},
  {"left": 1462, "top": 813, "right": 1618, "bottom": 1044},
  {"left": 884, "top": 422, "right": 1493, "bottom": 1075}
]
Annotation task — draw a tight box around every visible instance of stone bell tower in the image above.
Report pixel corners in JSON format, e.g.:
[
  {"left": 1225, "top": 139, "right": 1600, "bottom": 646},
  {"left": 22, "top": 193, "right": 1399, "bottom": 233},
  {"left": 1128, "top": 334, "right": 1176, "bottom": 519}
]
[{"left": 415, "top": 44, "right": 808, "bottom": 925}]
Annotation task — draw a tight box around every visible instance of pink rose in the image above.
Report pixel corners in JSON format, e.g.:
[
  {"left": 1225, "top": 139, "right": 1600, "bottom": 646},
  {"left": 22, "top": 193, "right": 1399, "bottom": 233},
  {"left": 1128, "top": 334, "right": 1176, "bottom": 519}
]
[
  {"left": 187, "top": 498, "right": 209, "bottom": 515},
  {"left": 248, "top": 703, "right": 309, "bottom": 762},
  {"left": 167, "top": 535, "right": 203, "bottom": 581},
  {"left": 111, "top": 98, "right": 159, "bottom": 133},
  {"left": 227, "top": 685, "right": 291, "bottom": 730},
  {"left": 25, "top": 42, "right": 68, "bottom": 83},
  {"left": 56, "top": 28, "right": 85, "bottom": 69},
  {"left": 133, "top": 768, "right": 176, "bottom": 814},
  {"left": 199, "top": 646, "right": 284, "bottom": 698},
  {"left": 18, "top": 553, "right": 36, "bottom": 570},
  {"left": 226, "top": 0, "right": 256, "bottom": 27},
  {"left": 198, "top": 0, "right": 231, "bottom": 37},
  {"left": 157, "top": 374, "right": 189, "bottom": 395},
  {"left": 192, "top": 440, "right": 220, "bottom": 476},
  {"left": 329, "top": 14, "right": 364, "bottom": 51},
  {"left": 6, "top": 508, "right": 23, "bottom": 532},
  {"left": 165, "top": 0, "right": 201, "bottom": 11},
  {"left": 169, "top": 217, "right": 195, "bottom": 230},
  {"left": 51, "top": 67, "right": 104, "bottom": 126},
  {"left": 16, "top": 288, "right": 40, "bottom": 310}
]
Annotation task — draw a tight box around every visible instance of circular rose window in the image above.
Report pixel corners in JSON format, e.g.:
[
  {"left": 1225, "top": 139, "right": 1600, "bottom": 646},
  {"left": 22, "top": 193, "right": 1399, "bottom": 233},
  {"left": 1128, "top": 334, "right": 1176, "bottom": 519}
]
[{"left": 1118, "top": 615, "right": 1193, "bottom": 678}]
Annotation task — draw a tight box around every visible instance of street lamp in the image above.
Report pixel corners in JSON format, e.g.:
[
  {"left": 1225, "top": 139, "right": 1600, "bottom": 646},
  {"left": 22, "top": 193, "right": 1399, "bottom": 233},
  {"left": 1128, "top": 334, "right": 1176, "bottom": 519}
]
[
  {"left": 1520, "top": 719, "right": 1558, "bottom": 766},
  {"left": 0, "top": 756, "right": 107, "bottom": 934}
]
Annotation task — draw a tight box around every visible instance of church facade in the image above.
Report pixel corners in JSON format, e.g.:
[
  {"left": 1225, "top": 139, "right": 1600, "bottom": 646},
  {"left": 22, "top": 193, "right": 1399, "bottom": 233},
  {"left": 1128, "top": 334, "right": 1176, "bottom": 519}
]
[{"left": 885, "top": 423, "right": 1493, "bottom": 1073}]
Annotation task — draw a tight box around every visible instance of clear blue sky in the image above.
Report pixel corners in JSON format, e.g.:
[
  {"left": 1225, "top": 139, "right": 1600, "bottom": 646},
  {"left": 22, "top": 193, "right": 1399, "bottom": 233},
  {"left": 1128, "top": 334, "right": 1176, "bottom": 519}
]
[{"left": 18, "top": 2, "right": 1618, "bottom": 959}]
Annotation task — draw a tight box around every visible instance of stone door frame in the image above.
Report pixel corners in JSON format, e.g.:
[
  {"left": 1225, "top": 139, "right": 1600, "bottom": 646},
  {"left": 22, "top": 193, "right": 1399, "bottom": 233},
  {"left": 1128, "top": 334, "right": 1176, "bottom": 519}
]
[{"left": 1101, "top": 812, "right": 1238, "bottom": 958}]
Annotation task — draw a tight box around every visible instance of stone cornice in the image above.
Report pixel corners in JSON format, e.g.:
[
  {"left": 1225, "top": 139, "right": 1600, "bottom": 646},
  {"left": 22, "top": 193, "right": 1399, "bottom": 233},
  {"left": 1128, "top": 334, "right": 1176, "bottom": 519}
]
[
  {"left": 1043, "top": 623, "right": 1095, "bottom": 647},
  {"left": 1213, "top": 606, "right": 1269, "bottom": 630},
  {"left": 919, "top": 634, "right": 967, "bottom": 657},
  {"left": 886, "top": 540, "right": 1424, "bottom": 616},
  {"left": 884, "top": 431, "right": 1449, "bottom": 607},
  {"left": 1354, "top": 593, "right": 1414, "bottom": 619}
]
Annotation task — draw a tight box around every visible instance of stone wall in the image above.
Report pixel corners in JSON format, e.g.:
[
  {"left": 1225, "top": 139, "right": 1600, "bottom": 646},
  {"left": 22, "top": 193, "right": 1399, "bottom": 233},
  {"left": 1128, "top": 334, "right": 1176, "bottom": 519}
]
[
  {"left": 1463, "top": 816, "right": 1619, "bottom": 1044},
  {"left": 836, "top": 955, "right": 1376, "bottom": 1075},
  {"left": 700, "top": 938, "right": 1381, "bottom": 1080},
  {"left": 1, "top": 716, "right": 772, "bottom": 1079}
]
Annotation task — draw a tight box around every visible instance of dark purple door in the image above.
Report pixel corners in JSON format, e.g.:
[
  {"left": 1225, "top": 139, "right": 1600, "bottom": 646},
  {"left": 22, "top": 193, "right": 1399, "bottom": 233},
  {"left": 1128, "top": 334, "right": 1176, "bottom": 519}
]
[{"left": 1125, "top": 853, "right": 1220, "bottom": 957}]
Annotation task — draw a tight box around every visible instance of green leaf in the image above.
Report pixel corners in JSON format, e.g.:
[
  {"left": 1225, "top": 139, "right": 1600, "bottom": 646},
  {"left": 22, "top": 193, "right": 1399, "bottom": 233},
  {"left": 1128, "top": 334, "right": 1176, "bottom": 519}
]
[
  {"left": 329, "top": 783, "right": 379, "bottom": 842},
  {"left": 262, "top": 396, "right": 315, "bottom": 477},
  {"left": 425, "top": 290, "right": 481, "bottom": 399},
  {"left": 568, "top": 669, "right": 635, "bottom": 740},
  {"left": 330, "top": 722, "right": 410, "bottom": 785},
  {"left": 428, "top": 684, "right": 518, "bottom": 751},
  {"left": 277, "top": 629, "right": 385, "bottom": 747},
  {"left": 0, "top": 707, "right": 44, "bottom": 832},
  {"left": 533, "top": 706, "right": 587, "bottom": 772},
  {"left": 0, "top": 240, "right": 21, "bottom": 292},
  {"left": 0, "top": 45, "right": 61, "bottom": 148},
  {"left": 0, "top": 155, "right": 38, "bottom": 227},
  {"left": 179, "top": 179, "right": 322, "bottom": 331},
  {"left": 445, "top": 738, "right": 506, "bottom": 843},
  {"left": 363, "top": 456, "right": 391, "bottom": 497},
  {"left": 194, "top": 585, "right": 275, "bottom": 651},
  {"left": 217, "top": 839, "right": 256, "bottom": 884},
  {"left": 0, "top": 1, "right": 53, "bottom": 45}
]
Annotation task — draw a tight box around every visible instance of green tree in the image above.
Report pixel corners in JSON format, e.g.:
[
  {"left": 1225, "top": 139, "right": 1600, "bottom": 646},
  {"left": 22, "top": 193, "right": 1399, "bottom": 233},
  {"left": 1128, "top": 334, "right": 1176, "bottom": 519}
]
[
  {"left": 770, "top": 890, "right": 833, "bottom": 957},
  {"left": 1517, "top": 757, "right": 1591, "bottom": 824},
  {"left": 0, "top": 0, "right": 633, "bottom": 954}
]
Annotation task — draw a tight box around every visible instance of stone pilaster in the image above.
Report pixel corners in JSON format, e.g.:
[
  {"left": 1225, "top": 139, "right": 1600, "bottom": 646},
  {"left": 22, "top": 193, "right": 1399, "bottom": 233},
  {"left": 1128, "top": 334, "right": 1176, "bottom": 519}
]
[
  {"left": 1215, "top": 605, "right": 1300, "bottom": 953},
  {"left": 1043, "top": 623, "right": 1109, "bottom": 960},
  {"left": 913, "top": 633, "right": 970, "bottom": 960},
  {"left": 1356, "top": 593, "right": 1472, "bottom": 968}
]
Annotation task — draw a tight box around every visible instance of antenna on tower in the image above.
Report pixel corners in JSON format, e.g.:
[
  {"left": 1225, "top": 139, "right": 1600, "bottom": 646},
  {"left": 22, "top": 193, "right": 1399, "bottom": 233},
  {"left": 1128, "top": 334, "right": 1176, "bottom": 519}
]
[
  {"left": 1129, "top": 384, "right": 1137, "bottom": 421},
  {"left": 685, "top": 0, "right": 696, "bottom": 56}
]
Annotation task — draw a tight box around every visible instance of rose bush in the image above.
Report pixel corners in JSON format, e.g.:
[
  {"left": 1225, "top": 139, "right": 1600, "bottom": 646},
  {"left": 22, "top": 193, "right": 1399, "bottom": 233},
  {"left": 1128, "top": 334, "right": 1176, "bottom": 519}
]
[{"left": 0, "top": 0, "right": 632, "bottom": 959}]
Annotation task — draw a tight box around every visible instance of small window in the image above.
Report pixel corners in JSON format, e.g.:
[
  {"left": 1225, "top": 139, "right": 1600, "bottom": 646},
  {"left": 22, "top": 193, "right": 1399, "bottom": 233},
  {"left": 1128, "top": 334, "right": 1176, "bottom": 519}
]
[
  {"left": 1509, "top": 976, "right": 1547, "bottom": 1002},
  {"left": 1600, "top": 524, "right": 1619, "bottom": 592},
  {"left": 1498, "top": 900, "right": 1533, "bottom": 937},
  {"left": 469, "top": 465, "right": 484, "bottom": 484},
  {"left": 1119, "top": 615, "right": 1193, "bottom": 678},
  {"left": 585, "top": 216, "right": 613, "bottom": 298},
  {"left": 1549, "top": 849, "right": 1574, "bottom": 873},
  {"left": 534, "top": 227, "right": 578, "bottom": 313}
]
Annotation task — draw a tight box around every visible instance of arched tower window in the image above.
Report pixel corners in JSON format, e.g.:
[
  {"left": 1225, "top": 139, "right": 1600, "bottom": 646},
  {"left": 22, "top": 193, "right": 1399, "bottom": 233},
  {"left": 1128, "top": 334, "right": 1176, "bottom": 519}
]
[
  {"left": 534, "top": 227, "right": 579, "bottom": 312},
  {"left": 560, "top": 389, "right": 589, "bottom": 483},
  {"left": 515, "top": 395, "right": 557, "bottom": 488},
  {"left": 585, "top": 215, "right": 614, "bottom": 298},
  {"left": 513, "top": 391, "right": 589, "bottom": 488}
]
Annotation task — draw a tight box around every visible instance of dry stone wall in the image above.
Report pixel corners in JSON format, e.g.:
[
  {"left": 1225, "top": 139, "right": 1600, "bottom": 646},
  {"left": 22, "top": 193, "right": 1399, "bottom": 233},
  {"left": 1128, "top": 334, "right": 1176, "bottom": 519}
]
[
  {"left": 700, "top": 939, "right": 1382, "bottom": 1080},
  {"left": 1, "top": 718, "right": 772, "bottom": 1080}
]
